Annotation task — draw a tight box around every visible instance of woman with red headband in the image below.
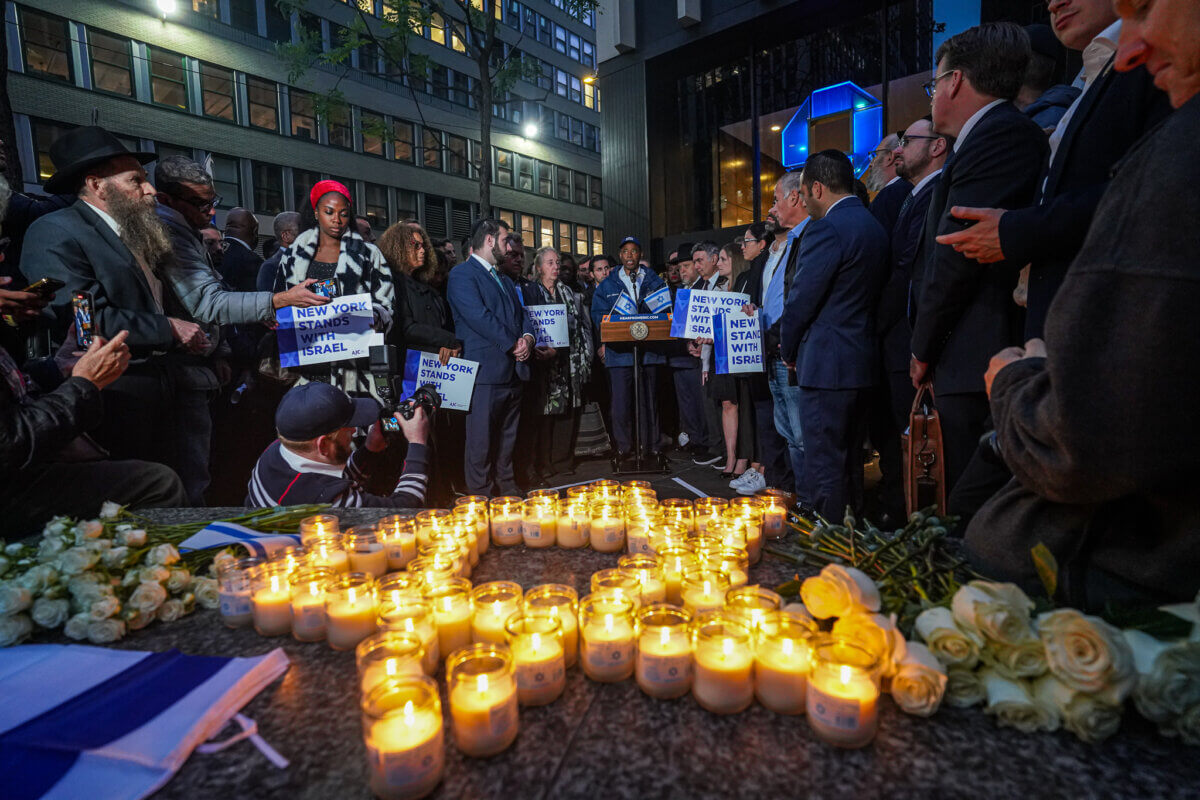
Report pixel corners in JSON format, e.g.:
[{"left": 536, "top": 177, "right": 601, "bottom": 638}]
[{"left": 268, "top": 180, "right": 395, "bottom": 399}]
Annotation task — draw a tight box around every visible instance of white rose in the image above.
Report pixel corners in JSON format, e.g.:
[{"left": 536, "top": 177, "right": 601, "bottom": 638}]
[
  {"left": 73, "top": 520, "right": 104, "bottom": 543},
  {"left": 139, "top": 566, "right": 171, "bottom": 584},
  {"left": 981, "top": 637, "right": 1048, "bottom": 680},
  {"left": 86, "top": 618, "right": 126, "bottom": 644},
  {"left": 118, "top": 528, "right": 147, "bottom": 548},
  {"left": 157, "top": 598, "right": 185, "bottom": 623},
  {"left": 124, "top": 609, "right": 154, "bottom": 630},
  {"left": 44, "top": 517, "right": 70, "bottom": 536},
  {"left": 122, "top": 570, "right": 141, "bottom": 588},
  {"left": 0, "top": 555, "right": 8, "bottom": 577},
  {"left": 951, "top": 581, "right": 1035, "bottom": 645},
  {"left": 36, "top": 536, "right": 67, "bottom": 563},
  {"left": 915, "top": 606, "right": 982, "bottom": 669},
  {"left": 84, "top": 538, "right": 113, "bottom": 554},
  {"left": 57, "top": 547, "right": 99, "bottom": 576},
  {"left": 1124, "top": 629, "right": 1200, "bottom": 724},
  {"left": 4, "top": 542, "right": 23, "bottom": 557},
  {"left": 193, "top": 577, "right": 220, "bottom": 610},
  {"left": 831, "top": 611, "right": 907, "bottom": 677},
  {"left": 1031, "top": 673, "right": 1123, "bottom": 744},
  {"left": 17, "top": 564, "right": 59, "bottom": 595},
  {"left": 1160, "top": 704, "right": 1200, "bottom": 746},
  {"left": 945, "top": 667, "right": 987, "bottom": 708},
  {"left": 63, "top": 612, "right": 91, "bottom": 640},
  {"left": 128, "top": 581, "right": 168, "bottom": 615},
  {"left": 891, "top": 642, "right": 948, "bottom": 717},
  {"left": 981, "top": 668, "right": 1060, "bottom": 734},
  {"left": 146, "top": 544, "right": 181, "bottom": 567},
  {"left": 102, "top": 547, "right": 131, "bottom": 569},
  {"left": 0, "top": 613, "right": 33, "bottom": 647},
  {"left": 89, "top": 595, "right": 121, "bottom": 620},
  {"left": 99, "top": 501, "right": 123, "bottom": 519},
  {"left": 166, "top": 568, "right": 192, "bottom": 594},
  {"left": 210, "top": 550, "right": 238, "bottom": 576},
  {"left": 31, "top": 597, "right": 70, "bottom": 629},
  {"left": 1036, "top": 609, "right": 1136, "bottom": 704},
  {"left": 799, "top": 564, "right": 881, "bottom": 619},
  {"left": 0, "top": 583, "right": 33, "bottom": 615}
]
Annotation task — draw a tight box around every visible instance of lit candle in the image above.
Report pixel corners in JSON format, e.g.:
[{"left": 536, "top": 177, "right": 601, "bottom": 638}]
[
  {"left": 590, "top": 568, "right": 642, "bottom": 610},
  {"left": 346, "top": 527, "right": 389, "bottom": 578},
  {"left": 636, "top": 605, "right": 693, "bottom": 699},
  {"left": 579, "top": 593, "right": 636, "bottom": 683},
  {"left": 489, "top": 497, "right": 523, "bottom": 546},
  {"left": 377, "top": 515, "right": 418, "bottom": 571},
  {"left": 453, "top": 496, "right": 491, "bottom": 556},
  {"left": 524, "top": 584, "right": 579, "bottom": 669},
  {"left": 659, "top": 498, "right": 695, "bottom": 533},
  {"left": 754, "top": 612, "right": 816, "bottom": 715},
  {"left": 657, "top": 547, "right": 697, "bottom": 606},
  {"left": 761, "top": 495, "right": 787, "bottom": 540},
  {"left": 378, "top": 595, "right": 440, "bottom": 676},
  {"left": 556, "top": 500, "right": 591, "bottom": 549},
  {"left": 691, "top": 612, "right": 755, "bottom": 714},
  {"left": 703, "top": 548, "right": 749, "bottom": 590},
  {"left": 270, "top": 544, "right": 309, "bottom": 575},
  {"left": 590, "top": 479, "right": 619, "bottom": 502},
  {"left": 419, "top": 538, "right": 468, "bottom": 580},
  {"left": 617, "top": 554, "right": 667, "bottom": 604},
  {"left": 308, "top": 534, "right": 350, "bottom": 575},
  {"left": 357, "top": 630, "right": 426, "bottom": 696},
  {"left": 693, "top": 498, "right": 729, "bottom": 536},
  {"left": 290, "top": 566, "right": 334, "bottom": 642},
  {"left": 680, "top": 569, "right": 730, "bottom": 617},
  {"left": 325, "top": 573, "right": 378, "bottom": 651},
  {"left": 589, "top": 502, "right": 625, "bottom": 554},
  {"left": 506, "top": 612, "right": 566, "bottom": 706},
  {"left": 426, "top": 577, "right": 474, "bottom": 662},
  {"left": 725, "top": 585, "right": 782, "bottom": 633},
  {"left": 362, "top": 676, "right": 445, "bottom": 800},
  {"left": 251, "top": 563, "right": 293, "bottom": 637},
  {"left": 806, "top": 637, "right": 882, "bottom": 748},
  {"left": 405, "top": 556, "right": 457, "bottom": 590},
  {"left": 624, "top": 512, "right": 658, "bottom": 555},
  {"left": 471, "top": 581, "right": 523, "bottom": 645},
  {"left": 299, "top": 513, "right": 340, "bottom": 546},
  {"left": 448, "top": 645, "right": 520, "bottom": 757},
  {"left": 216, "top": 557, "right": 259, "bottom": 628},
  {"left": 522, "top": 497, "right": 558, "bottom": 548}
]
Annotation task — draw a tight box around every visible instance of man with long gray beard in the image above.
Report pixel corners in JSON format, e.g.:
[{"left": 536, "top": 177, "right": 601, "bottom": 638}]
[{"left": 23, "top": 126, "right": 208, "bottom": 490}]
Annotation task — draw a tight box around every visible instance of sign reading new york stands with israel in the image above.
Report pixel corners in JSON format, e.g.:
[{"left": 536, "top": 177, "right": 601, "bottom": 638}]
[
  {"left": 401, "top": 350, "right": 480, "bottom": 412},
  {"left": 524, "top": 304, "right": 570, "bottom": 348},
  {"left": 276, "top": 293, "right": 383, "bottom": 367},
  {"left": 713, "top": 308, "right": 764, "bottom": 374},
  {"left": 670, "top": 289, "right": 752, "bottom": 339}
]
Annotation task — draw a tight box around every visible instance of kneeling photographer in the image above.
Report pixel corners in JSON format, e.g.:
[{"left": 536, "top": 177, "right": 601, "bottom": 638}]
[{"left": 246, "top": 380, "right": 433, "bottom": 508}]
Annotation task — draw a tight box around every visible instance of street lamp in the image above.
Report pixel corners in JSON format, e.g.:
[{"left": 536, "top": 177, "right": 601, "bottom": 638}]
[
  {"left": 522, "top": 122, "right": 539, "bottom": 139},
  {"left": 156, "top": 0, "right": 177, "bottom": 16}
]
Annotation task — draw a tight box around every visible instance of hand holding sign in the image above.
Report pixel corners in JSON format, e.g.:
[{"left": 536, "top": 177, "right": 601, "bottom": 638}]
[
  {"left": 713, "top": 308, "right": 764, "bottom": 374},
  {"left": 276, "top": 293, "right": 383, "bottom": 367},
  {"left": 401, "top": 350, "right": 480, "bottom": 411}
]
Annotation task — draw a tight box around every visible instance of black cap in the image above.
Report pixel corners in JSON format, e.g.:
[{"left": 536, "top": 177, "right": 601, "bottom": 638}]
[
  {"left": 1024, "top": 23, "right": 1062, "bottom": 60},
  {"left": 669, "top": 242, "right": 695, "bottom": 265},
  {"left": 43, "top": 126, "right": 156, "bottom": 194},
  {"left": 275, "top": 382, "right": 380, "bottom": 441}
]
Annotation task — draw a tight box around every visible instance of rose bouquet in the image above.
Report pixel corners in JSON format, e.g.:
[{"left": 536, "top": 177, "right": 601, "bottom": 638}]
[{"left": 0, "top": 502, "right": 327, "bottom": 647}]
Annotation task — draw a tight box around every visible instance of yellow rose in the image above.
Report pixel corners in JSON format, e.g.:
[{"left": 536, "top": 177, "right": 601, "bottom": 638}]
[{"left": 799, "top": 564, "right": 880, "bottom": 619}]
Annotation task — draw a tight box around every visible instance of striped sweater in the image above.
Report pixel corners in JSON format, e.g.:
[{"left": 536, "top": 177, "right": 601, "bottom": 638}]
[{"left": 246, "top": 440, "right": 429, "bottom": 508}]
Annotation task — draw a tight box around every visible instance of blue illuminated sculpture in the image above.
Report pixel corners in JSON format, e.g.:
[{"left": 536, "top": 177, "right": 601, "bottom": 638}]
[{"left": 780, "top": 81, "right": 883, "bottom": 176}]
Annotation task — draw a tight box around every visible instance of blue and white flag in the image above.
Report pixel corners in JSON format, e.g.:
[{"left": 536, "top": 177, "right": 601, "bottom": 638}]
[
  {"left": 0, "top": 644, "right": 289, "bottom": 800},
  {"left": 670, "top": 288, "right": 692, "bottom": 337},
  {"left": 400, "top": 349, "right": 479, "bottom": 412},
  {"left": 275, "top": 292, "right": 384, "bottom": 368},
  {"left": 611, "top": 289, "right": 637, "bottom": 317},
  {"left": 713, "top": 308, "right": 764, "bottom": 374},
  {"left": 644, "top": 285, "right": 672, "bottom": 313},
  {"left": 178, "top": 521, "right": 300, "bottom": 559}
]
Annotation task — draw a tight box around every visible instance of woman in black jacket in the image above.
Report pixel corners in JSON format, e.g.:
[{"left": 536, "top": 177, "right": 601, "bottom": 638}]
[{"left": 377, "top": 221, "right": 461, "bottom": 364}]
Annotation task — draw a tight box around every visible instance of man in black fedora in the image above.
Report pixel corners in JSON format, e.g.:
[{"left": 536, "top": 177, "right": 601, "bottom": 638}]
[{"left": 23, "top": 125, "right": 210, "bottom": 498}]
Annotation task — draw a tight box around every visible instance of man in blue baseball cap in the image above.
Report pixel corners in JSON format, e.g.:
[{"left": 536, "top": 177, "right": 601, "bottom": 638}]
[{"left": 245, "top": 382, "right": 431, "bottom": 507}]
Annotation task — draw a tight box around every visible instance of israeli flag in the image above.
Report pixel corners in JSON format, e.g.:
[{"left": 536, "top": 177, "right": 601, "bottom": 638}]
[
  {"left": 644, "top": 285, "right": 672, "bottom": 313},
  {"left": 611, "top": 289, "right": 637, "bottom": 317},
  {"left": 177, "top": 521, "right": 301, "bottom": 559},
  {"left": 0, "top": 644, "right": 289, "bottom": 800}
]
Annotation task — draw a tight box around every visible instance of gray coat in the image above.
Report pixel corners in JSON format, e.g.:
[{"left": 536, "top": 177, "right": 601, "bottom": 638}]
[{"left": 965, "top": 93, "right": 1200, "bottom": 608}]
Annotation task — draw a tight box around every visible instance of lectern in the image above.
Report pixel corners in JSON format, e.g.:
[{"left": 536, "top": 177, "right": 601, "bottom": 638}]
[{"left": 599, "top": 312, "right": 673, "bottom": 474}]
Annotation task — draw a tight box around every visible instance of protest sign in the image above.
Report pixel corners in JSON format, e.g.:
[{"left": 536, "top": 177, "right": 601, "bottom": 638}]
[
  {"left": 713, "top": 308, "right": 764, "bottom": 374},
  {"left": 276, "top": 293, "right": 382, "bottom": 367},
  {"left": 670, "top": 289, "right": 751, "bottom": 339},
  {"left": 400, "top": 350, "right": 480, "bottom": 412},
  {"left": 644, "top": 285, "right": 672, "bottom": 313},
  {"left": 525, "top": 304, "right": 570, "bottom": 348}
]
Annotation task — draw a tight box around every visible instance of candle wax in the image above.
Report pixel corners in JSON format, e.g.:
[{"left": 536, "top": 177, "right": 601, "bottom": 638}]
[
  {"left": 219, "top": 588, "right": 253, "bottom": 628},
  {"left": 472, "top": 601, "right": 520, "bottom": 645},
  {"left": 291, "top": 593, "right": 327, "bottom": 642},
  {"left": 382, "top": 536, "right": 417, "bottom": 571},
  {"left": 807, "top": 667, "right": 879, "bottom": 748},
  {"left": 326, "top": 596, "right": 378, "bottom": 651},
  {"left": 581, "top": 614, "right": 635, "bottom": 682},
  {"left": 590, "top": 519, "right": 624, "bottom": 554},
  {"left": 692, "top": 637, "right": 755, "bottom": 714},
  {"left": 522, "top": 516, "right": 557, "bottom": 548},
  {"left": 433, "top": 599, "right": 474, "bottom": 661},
  {"left": 682, "top": 586, "right": 727, "bottom": 617},
  {"left": 636, "top": 628, "right": 692, "bottom": 699},
  {"left": 360, "top": 654, "right": 425, "bottom": 696},
  {"left": 491, "top": 514, "right": 523, "bottom": 546},
  {"left": 449, "top": 674, "right": 520, "bottom": 757},
  {"left": 556, "top": 514, "right": 589, "bottom": 548},
  {"left": 365, "top": 704, "right": 445, "bottom": 800},
  {"left": 313, "top": 549, "right": 350, "bottom": 575},
  {"left": 763, "top": 509, "right": 785, "bottom": 539},
  {"left": 511, "top": 634, "right": 566, "bottom": 705},
  {"left": 348, "top": 546, "right": 389, "bottom": 578},
  {"left": 252, "top": 586, "right": 292, "bottom": 637},
  {"left": 754, "top": 641, "right": 809, "bottom": 715}
]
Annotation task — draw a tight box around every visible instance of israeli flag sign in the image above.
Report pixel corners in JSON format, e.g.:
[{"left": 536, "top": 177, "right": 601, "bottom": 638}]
[
  {"left": 644, "top": 285, "right": 672, "bottom": 313},
  {"left": 275, "top": 293, "right": 383, "bottom": 367},
  {"left": 525, "top": 304, "right": 570, "bottom": 348},
  {"left": 400, "top": 349, "right": 479, "bottom": 412},
  {"left": 611, "top": 290, "right": 638, "bottom": 317},
  {"left": 713, "top": 308, "right": 764, "bottom": 374},
  {"left": 178, "top": 522, "right": 301, "bottom": 559},
  {"left": 671, "top": 289, "right": 751, "bottom": 339}
]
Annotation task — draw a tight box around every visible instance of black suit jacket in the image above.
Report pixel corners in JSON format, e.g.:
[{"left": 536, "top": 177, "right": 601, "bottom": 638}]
[
  {"left": 869, "top": 178, "right": 913, "bottom": 242},
  {"left": 998, "top": 62, "right": 1172, "bottom": 338},
  {"left": 219, "top": 237, "right": 264, "bottom": 294},
  {"left": 23, "top": 201, "right": 174, "bottom": 357},
  {"left": 911, "top": 102, "right": 1048, "bottom": 394},
  {"left": 878, "top": 174, "right": 940, "bottom": 373}
]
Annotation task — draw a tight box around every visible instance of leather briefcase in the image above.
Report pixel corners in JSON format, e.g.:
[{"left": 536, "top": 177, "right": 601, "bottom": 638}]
[{"left": 903, "top": 382, "right": 947, "bottom": 516}]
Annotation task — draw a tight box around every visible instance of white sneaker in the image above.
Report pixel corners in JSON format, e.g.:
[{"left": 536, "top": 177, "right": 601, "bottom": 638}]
[
  {"left": 678, "top": 431, "right": 690, "bottom": 448},
  {"left": 736, "top": 470, "right": 767, "bottom": 495},
  {"left": 728, "top": 471, "right": 751, "bottom": 489}
]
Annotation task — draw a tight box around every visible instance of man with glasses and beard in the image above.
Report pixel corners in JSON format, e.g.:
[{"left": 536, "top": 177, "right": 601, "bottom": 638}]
[{"left": 23, "top": 126, "right": 210, "bottom": 491}]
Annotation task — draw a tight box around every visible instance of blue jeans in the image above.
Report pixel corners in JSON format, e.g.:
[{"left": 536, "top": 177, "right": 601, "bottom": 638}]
[{"left": 768, "top": 358, "right": 804, "bottom": 498}]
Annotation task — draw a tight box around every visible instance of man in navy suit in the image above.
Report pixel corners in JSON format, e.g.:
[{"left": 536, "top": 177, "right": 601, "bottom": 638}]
[
  {"left": 446, "top": 218, "right": 535, "bottom": 495},
  {"left": 781, "top": 150, "right": 889, "bottom": 518}
]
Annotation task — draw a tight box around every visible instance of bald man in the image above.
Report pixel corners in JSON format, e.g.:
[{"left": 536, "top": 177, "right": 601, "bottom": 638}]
[{"left": 220, "top": 208, "right": 262, "bottom": 292}]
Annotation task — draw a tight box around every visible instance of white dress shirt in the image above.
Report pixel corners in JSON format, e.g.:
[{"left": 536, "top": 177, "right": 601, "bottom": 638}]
[
  {"left": 910, "top": 168, "right": 943, "bottom": 197},
  {"left": 1047, "top": 20, "right": 1122, "bottom": 165}
]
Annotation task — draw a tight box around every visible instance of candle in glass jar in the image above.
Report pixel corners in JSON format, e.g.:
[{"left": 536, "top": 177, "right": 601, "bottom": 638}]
[
  {"left": 691, "top": 612, "right": 755, "bottom": 714},
  {"left": 489, "top": 497, "right": 523, "bottom": 546},
  {"left": 636, "top": 605, "right": 693, "bottom": 699},
  {"left": 357, "top": 630, "right": 426, "bottom": 696},
  {"left": 681, "top": 570, "right": 730, "bottom": 617},
  {"left": 806, "top": 638, "right": 881, "bottom": 748},
  {"left": 522, "top": 497, "right": 558, "bottom": 548},
  {"left": 657, "top": 547, "right": 697, "bottom": 606},
  {"left": 505, "top": 613, "right": 566, "bottom": 706},
  {"left": 590, "top": 568, "right": 642, "bottom": 610},
  {"left": 346, "top": 528, "right": 389, "bottom": 578},
  {"left": 377, "top": 515, "right": 418, "bottom": 571},
  {"left": 378, "top": 595, "right": 440, "bottom": 676},
  {"left": 589, "top": 502, "right": 625, "bottom": 553},
  {"left": 290, "top": 567, "right": 334, "bottom": 642},
  {"left": 308, "top": 535, "right": 350, "bottom": 574},
  {"left": 659, "top": 498, "right": 695, "bottom": 533},
  {"left": 471, "top": 582, "right": 523, "bottom": 645},
  {"left": 579, "top": 593, "right": 636, "bottom": 682},
  {"left": 251, "top": 564, "right": 293, "bottom": 637},
  {"left": 556, "top": 501, "right": 590, "bottom": 549},
  {"left": 413, "top": 509, "right": 451, "bottom": 549},
  {"left": 362, "top": 677, "right": 445, "bottom": 800},
  {"left": 761, "top": 496, "right": 787, "bottom": 540},
  {"left": 448, "top": 645, "right": 520, "bottom": 757},
  {"left": 624, "top": 513, "right": 657, "bottom": 555},
  {"left": 725, "top": 585, "right": 782, "bottom": 633},
  {"left": 426, "top": 577, "right": 474, "bottom": 661},
  {"left": 326, "top": 574, "right": 378, "bottom": 651},
  {"left": 754, "top": 612, "right": 816, "bottom": 715},
  {"left": 524, "top": 584, "right": 579, "bottom": 669},
  {"left": 617, "top": 555, "right": 667, "bottom": 604},
  {"left": 299, "top": 514, "right": 340, "bottom": 546},
  {"left": 217, "top": 558, "right": 259, "bottom": 628}
]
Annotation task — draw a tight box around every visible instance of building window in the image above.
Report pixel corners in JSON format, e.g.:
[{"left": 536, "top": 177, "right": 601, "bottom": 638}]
[
  {"left": 451, "top": 28, "right": 466, "bottom": 53},
  {"left": 582, "top": 42, "right": 595, "bottom": 68},
  {"left": 557, "top": 221, "right": 571, "bottom": 251},
  {"left": 554, "top": 24, "right": 567, "bottom": 54},
  {"left": 557, "top": 113, "right": 570, "bottom": 142},
  {"left": 361, "top": 112, "right": 384, "bottom": 156},
  {"left": 292, "top": 168, "right": 321, "bottom": 211},
  {"left": 430, "top": 65, "right": 450, "bottom": 101},
  {"left": 494, "top": 150, "right": 513, "bottom": 187},
  {"left": 32, "top": 119, "right": 75, "bottom": 183},
  {"left": 89, "top": 30, "right": 133, "bottom": 97},
  {"left": 192, "top": 0, "right": 220, "bottom": 20},
  {"left": 422, "top": 127, "right": 442, "bottom": 170},
  {"left": 470, "top": 140, "right": 482, "bottom": 179},
  {"left": 429, "top": 12, "right": 446, "bottom": 46},
  {"left": 499, "top": 209, "right": 515, "bottom": 230},
  {"left": 452, "top": 71, "right": 472, "bottom": 107},
  {"left": 540, "top": 218, "right": 554, "bottom": 249},
  {"left": 555, "top": 69, "right": 568, "bottom": 98},
  {"left": 252, "top": 162, "right": 284, "bottom": 215},
  {"left": 246, "top": 76, "right": 279, "bottom": 131},
  {"left": 446, "top": 134, "right": 468, "bottom": 176},
  {"left": 574, "top": 171, "right": 588, "bottom": 205},
  {"left": 589, "top": 176, "right": 602, "bottom": 209},
  {"left": 229, "top": 0, "right": 258, "bottom": 34},
  {"left": 265, "top": 2, "right": 292, "bottom": 41},
  {"left": 393, "top": 121, "right": 415, "bottom": 163},
  {"left": 570, "top": 118, "right": 584, "bottom": 147},
  {"left": 538, "top": 15, "right": 552, "bottom": 46},
  {"left": 569, "top": 34, "right": 581, "bottom": 62},
  {"left": 290, "top": 90, "right": 317, "bottom": 140},
  {"left": 328, "top": 108, "right": 354, "bottom": 150},
  {"left": 538, "top": 161, "right": 553, "bottom": 196},
  {"left": 21, "top": 9, "right": 70, "bottom": 81},
  {"left": 569, "top": 76, "right": 582, "bottom": 104},
  {"left": 583, "top": 123, "right": 598, "bottom": 152},
  {"left": 156, "top": 142, "right": 194, "bottom": 162},
  {"left": 516, "top": 155, "right": 534, "bottom": 192},
  {"left": 200, "top": 63, "right": 236, "bottom": 121},
  {"left": 364, "top": 183, "right": 389, "bottom": 229},
  {"left": 556, "top": 168, "right": 570, "bottom": 201},
  {"left": 209, "top": 154, "right": 242, "bottom": 207},
  {"left": 583, "top": 81, "right": 597, "bottom": 110},
  {"left": 396, "top": 189, "right": 417, "bottom": 221},
  {"left": 592, "top": 228, "right": 603, "bottom": 255},
  {"left": 519, "top": 214, "right": 535, "bottom": 248},
  {"left": 504, "top": 1, "right": 520, "bottom": 30},
  {"left": 575, "top": 224, "right": 588, "bottom": 257},
  {"left": 149, "top": 48, "right": 189, "bottom": 110}
]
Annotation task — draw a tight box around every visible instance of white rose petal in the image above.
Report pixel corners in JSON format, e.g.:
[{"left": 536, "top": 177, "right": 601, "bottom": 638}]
[
  {"left": 211, "top": 550, "right": 238, "bottom": 576},
  {"left": 157, "top": 599, "right": 185, "bottom": 623},
  {"left": 193, "top": 577, "right": 220, "bottom": 610},
  {"left": 63, "top": 612, "right": 91, "bottom": 640},
  {"left": 1160, "top": 704, "right": 1200, "bottom": 745},
  {"left": 981, "top": 637, "right": 1048, "bottom": 680},
  {"left": 981, "top": 668, "right": 1059, "bottom": 734},
  {"left": 125, "top": 610, "right": 154, "bottom": 630},
  {"left": 86, "top": 618, "right": 126, "bottom": 644},
  {"left": 799, "top": 564, "right": 881, "bottom": 619},
  {"left": 138, "top": 566, "right": 170, "bottom": 585},
  {"left": 146, "top": 544, "right": 181, "bottom": 567},
  {"left": 1032, "top": 673, "right": 1122, "bottom": 744},
  {"left": 1037, "top": 609, "right": 1137, "bottom": 704},
  {"left": 0, "top": 614, "right": 33, "bottom": 647},
  {"left": 89, "top": 595, "right": 121, "bottom": 620},
  {"left": 102, "top": 547, "right": 131, "bottom": 569},
  {"left": 74, "top": 520, "right": 104, "bottom": 542},
  {"left": 832, "top": 611, "right": 907, "bottom": 677},
  {"left": 945, "top": 667, "right": 987, "bottom": 708},
  {"left": 0, "top": 583, "right": 33, "bottom": 615},
  {"left": 952, "top": 581, "right": 1035, "bottom": 645},
  {"left": 36, "top": 536, "right": 67, "bottom": 563},
  {"left": 891, "top": 642, "right": 948, "bottom": 717},
  {"left": 31, "top": 597, "right": 71, "bottom": 629},
  {"left": 118, "top": 529, "right": 147, "bottom": 548},
  {"left": 166, "top": 568, "right": 192, "bottom": 594},
  {"left": 4, "top": 542, "right": 24, "bottom": 557},
  {"left": 128, "top": 581, "right": 168, "bottom": 615},
  {"left": 99, "top": 501, "right": 123, "bottom": 519},
  {"left": 57, "top": 547, "right": 99, "bottom": 576},
  {"left": 915, "top": 606, "right": 982, "bottom": 669},
  {"left": 16, "top": 564, "right": 59, "bottom": 595},
  {"left": 1124, "top": 630, "right": 1200, "bottom": 724}
]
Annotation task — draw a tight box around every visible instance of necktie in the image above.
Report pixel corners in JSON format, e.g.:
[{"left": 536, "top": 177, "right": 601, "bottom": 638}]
[{"left": 898, "top": 193, "right": 913, "bottom": 219}]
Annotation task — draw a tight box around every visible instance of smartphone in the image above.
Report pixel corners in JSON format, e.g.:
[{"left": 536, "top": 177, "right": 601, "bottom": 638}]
[
  {"left": 24, "top": 277, "right": 66, "bottom": 298},
  {"left": 72, "top": 291, "right": 95, "bottom": 349},
  {"left": 310, "top": 279, "right": 339, "bottom": 299}
]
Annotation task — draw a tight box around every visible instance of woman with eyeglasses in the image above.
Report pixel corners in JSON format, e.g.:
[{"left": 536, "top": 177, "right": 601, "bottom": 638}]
[
  {"left": 378, "top": 220, "right": 460, "bottom": 366},
  {"left": 701, "top": 243, "right": 755, "bottom": 480},
  {"left": 728, "top": 222, "right": 774, "bottom": 495}
]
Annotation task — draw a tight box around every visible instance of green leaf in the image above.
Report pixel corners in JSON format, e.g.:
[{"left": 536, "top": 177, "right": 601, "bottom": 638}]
[
  {"left": 1030, "top": 541, "right": 1058, "bottom": 600},
  {"left": 775, "top": 578, "right": 802, "bottom": 598}
]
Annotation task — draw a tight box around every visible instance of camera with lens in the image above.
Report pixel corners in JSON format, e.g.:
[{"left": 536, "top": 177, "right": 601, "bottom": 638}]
[{"left": 369, "top": 344, "right": 442, "bottom": 434}]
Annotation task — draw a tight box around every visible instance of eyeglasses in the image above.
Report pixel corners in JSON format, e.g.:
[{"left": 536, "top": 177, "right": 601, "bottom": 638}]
[
  {"left": 183, "top": 193, "right": 222, "bottom": 213},
  {"left": 923, "top": 69, "right": 958, "bottom": 98},
  {"left": 737, "top": 238, "right": 759, "bottom": 248},
  {"left": 898, "top": 134, "right": 940, "bottom": 148}
]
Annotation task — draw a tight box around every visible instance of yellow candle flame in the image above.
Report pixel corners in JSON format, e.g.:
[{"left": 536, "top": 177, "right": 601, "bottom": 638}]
[
  {"left": 309, "top": 581, "right": 319, "bottom": 595},
  {"left": 722, "top": 637, "right": 734, "bottom": 657},
  {"left": 493, "top": 600, "right": 502, "bottom": 618},
  {"left": 702, "top": 580, "right": 712, "bottom": 596},
  {"left": 348, "top": 587, "right": 357, "bottom": 605},
  {"left": 443, "top": 597, "right": 453, "bottom": 612},
  {"left": 531, "top": 632, "right": 542, "bottom": 653},
  {"left": 404, "top": 618, "right": 415, "bottom": 633},
  {"left": 782, "top": 638, "right": 794, "bottom": 657},
  {"left": 403, "top": 700, "right": 415, "bottom": 724},
  {"left": 385, "top": 657, "right": 397, "bottom": 676},
  {"left": 659, "top": 626, "right": 670, "bottom": 647},
  {"left": 604, "top": 613, "right": 614, "bottom": 634},
  {"left": 270, "top": 574, "right": 281, "bottom": 593},
  {"left": 476, "top": 673, "right": 489, "bottom": 694},
  {"left": 840, "top": 665, "right": 852, "bottom": 685}
]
